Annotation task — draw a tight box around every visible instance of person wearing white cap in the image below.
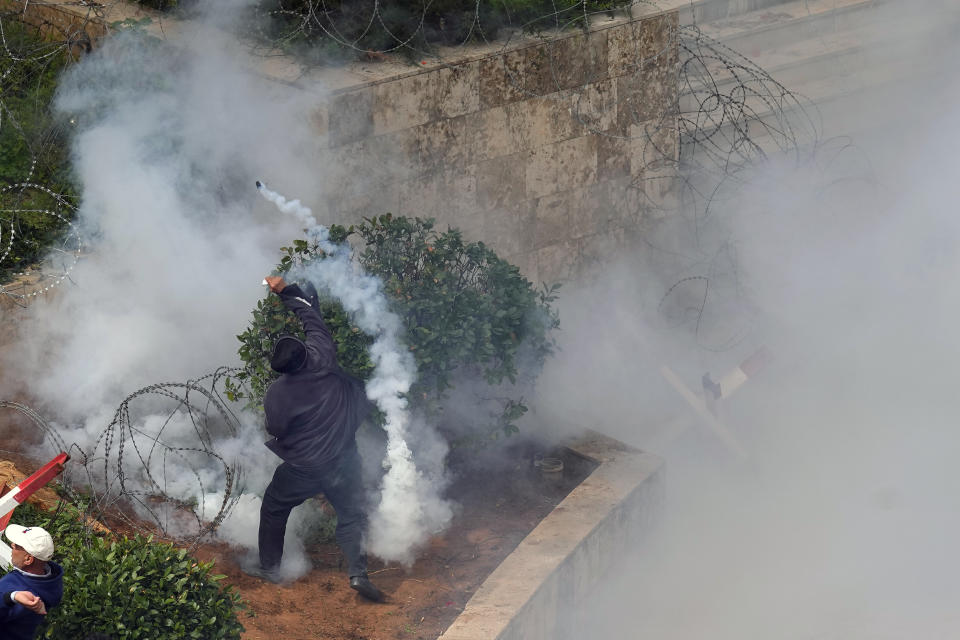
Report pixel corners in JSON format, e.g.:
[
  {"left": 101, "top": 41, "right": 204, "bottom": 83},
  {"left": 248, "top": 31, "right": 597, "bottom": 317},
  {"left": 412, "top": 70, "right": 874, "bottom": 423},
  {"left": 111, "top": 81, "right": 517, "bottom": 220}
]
[{"left": 0, "top": 524, "right": 64, "bottom": 640}]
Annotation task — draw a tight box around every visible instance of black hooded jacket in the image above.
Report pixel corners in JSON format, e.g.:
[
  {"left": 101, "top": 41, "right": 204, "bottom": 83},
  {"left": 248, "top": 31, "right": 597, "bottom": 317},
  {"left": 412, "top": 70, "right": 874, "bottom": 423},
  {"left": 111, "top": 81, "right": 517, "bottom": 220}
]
[{"left": 263, "top": 284, "right": 371, "bottom": 466}]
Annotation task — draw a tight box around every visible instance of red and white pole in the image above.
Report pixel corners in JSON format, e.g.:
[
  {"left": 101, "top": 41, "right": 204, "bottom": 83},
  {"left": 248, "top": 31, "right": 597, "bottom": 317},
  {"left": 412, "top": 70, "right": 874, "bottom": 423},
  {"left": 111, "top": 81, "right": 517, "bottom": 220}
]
[{"left": 0, "top": 452, "right": 69, "bottom": 568}]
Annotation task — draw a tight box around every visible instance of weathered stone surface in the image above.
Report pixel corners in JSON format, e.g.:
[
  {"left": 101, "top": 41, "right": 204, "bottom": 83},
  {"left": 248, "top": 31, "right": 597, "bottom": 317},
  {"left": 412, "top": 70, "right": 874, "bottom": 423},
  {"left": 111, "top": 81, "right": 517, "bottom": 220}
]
[
  {"left": 615, "top": 57, "right": 677, "bottom": 132},
  {"left": 588, "top": 178, "right": 645, "bottom": 235},
  {"left": 607, "top": 22, "right": 640, "bottom": 78},
  {"left": 534, "top": 193, "right": 570, "bottom": 250},
  {"left": 570, "top": 79, "right": 618, "bottom": 136},
  {"left": 577, "top": 226, "right": 638, "bottom": 277},
  {"left": 479, "top": 42, "right": 556, "bottom": 109},
  {"left": 416, "top": 114, "right": 478, "bottom": 172},
  {"left": 565, "top": 183, "right": 609, "bottom": 241},
  {"left": 0, "top": 0, "right": 108, "bottom": 50},
  {"left": 333, "top": 183, "right": 401, "bottom": 223},
  {"left": 325, "top": 127, "right": 419, "bottom": 203},
  {"left": 608, "top": 12, "right": 677, "bottom": 78},
  {"left": 399, "top": 167, "right": 478, "bottom": 224},
  {"left": 398, "top": 172, "right": 441, "bottom": 220},
  {"left": 526, "top": 135, "right": 598, "bottom": 200},
  {"left": 641, "top": 12, "right": 678, "bottom": 61},
  {"left": 369, "top": 127, "right": 422, "bottom": 177},
  {"left": 437, "top": 170, "right": 479, "bottom": 221},
  {"left": 467, "top": 201, "right": 535, "bottom": 259},
  {"left": 373, "top": 72, "right": 438, "bottom": 135},
  {"left": 536, "top": 239, "right": 581, "bottom": 284},
  {"left": 629, "top": 119, "right": 678, "bottom": 206},
  {"left": 477, "top": 27, "right": 610, "bottom": 110},
  {"left": 313, "top": 12, "right": 679, "bottom": 287},
  {"left": 476, "top": 153, "right": 527, "bottom": 211},
  {"left": 478, "top": 105, "right": 521, "bottom": 161},
  {"left": 595, "top": 132, "right": 631, "bottom": 182},
  {"left": 547, "top": 30, "right": 610, "bottom": 91},
  {"left": 628, "top": 119, "right": 677, "bottom": 174},
  {"left": 504, "top": 97, "right": 578, "bottom": 153},
  {"left": 310, "top": 102, "right": 329, "bottom": 139},
  {"left": 437, "top": 61, "right": 481, "bottom": 119},
  {"left": 328, "top": 88, "right": 374, "bottom": 147}
]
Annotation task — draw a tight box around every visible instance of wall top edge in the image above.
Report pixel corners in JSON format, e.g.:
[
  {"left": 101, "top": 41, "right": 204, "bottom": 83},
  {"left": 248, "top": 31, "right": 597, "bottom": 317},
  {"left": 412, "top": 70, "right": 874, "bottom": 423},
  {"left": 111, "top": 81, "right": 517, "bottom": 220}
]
[{"left": 322, "top": 9, "right": 679, "bottom": 97}]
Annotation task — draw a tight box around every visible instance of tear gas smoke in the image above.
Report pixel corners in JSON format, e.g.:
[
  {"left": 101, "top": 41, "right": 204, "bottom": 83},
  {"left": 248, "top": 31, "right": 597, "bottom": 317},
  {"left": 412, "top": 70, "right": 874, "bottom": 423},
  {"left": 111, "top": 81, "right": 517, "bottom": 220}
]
[
  {"left": 0, "top": 21, "right": 342, "bottom": 575},
  {"left": 536, "top": 4, "right": 960, "bottom": 638},
  {"left": 256, "top": 181, "right": 453, "bottom": 564}
]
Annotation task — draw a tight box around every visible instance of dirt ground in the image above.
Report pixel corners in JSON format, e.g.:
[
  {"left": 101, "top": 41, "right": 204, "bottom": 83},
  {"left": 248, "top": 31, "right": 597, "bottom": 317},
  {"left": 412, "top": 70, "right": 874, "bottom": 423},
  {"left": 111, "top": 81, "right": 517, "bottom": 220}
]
[
  {"left": 206, "top": 446, "right": 591, "bottom": 640},
  {"left": 0, "top": 419, "right": 592, "bottom": 640}
]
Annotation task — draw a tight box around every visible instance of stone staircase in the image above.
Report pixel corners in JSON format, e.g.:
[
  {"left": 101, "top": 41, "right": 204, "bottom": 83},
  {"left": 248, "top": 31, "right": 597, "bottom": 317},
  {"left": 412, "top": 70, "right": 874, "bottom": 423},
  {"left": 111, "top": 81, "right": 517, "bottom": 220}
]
[{"left": 666, "top": 0, "right": 960, "bottom": 156}]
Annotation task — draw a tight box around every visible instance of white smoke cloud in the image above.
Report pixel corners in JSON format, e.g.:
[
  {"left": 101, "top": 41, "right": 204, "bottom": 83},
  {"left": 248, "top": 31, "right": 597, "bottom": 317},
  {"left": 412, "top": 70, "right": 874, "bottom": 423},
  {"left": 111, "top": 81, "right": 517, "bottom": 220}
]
[
  {"left": 0, "top": 9, "right": 345, "bottom": 575},
  {"left": 257, "top": 183, "right": 453, "bottom": 564},
  {"left": 538, "top": 4, "right": 960, "bottom": 638}
]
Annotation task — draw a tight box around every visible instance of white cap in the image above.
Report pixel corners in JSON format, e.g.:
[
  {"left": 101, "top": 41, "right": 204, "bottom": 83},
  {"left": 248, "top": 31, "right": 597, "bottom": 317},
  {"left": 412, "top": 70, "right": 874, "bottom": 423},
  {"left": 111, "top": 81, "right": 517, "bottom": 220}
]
[{"left": 4, "top": 524, "right": 54, "bottom": 561}]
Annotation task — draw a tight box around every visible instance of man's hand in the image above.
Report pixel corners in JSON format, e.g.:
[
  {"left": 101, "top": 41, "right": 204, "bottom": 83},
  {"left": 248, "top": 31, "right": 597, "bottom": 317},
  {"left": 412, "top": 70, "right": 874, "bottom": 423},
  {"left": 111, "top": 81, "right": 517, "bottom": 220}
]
[
  {"left": 14, "top": 591, "right": 46, "bottom": 615},
  {"left": 265, "top": 276, "right": 286, "bottom": 294}
]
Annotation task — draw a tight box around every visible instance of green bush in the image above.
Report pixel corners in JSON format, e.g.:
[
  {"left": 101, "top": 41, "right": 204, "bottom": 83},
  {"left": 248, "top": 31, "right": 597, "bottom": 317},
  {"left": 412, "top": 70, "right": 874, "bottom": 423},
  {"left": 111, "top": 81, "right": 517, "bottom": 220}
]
[
  {"left": 2, "top": 501, "right": 247, "bottom": 639},
  {"left": 40, "top": 537, "right": 245, "bottom": 639},
  {"left": 0, "top": 18, "right": 76, "bottom": 283},
  {"left": 227, "top": 214, "right": 559, "bottom": 442},
  {"left": 131, "top": 0, "right": 200, "bottom": 12},
  {"left": 134, "top": 0, "right": 179, "bottom": 9},
  {"left": 252, "top": 0, "right": 630, "bottom": 61}
]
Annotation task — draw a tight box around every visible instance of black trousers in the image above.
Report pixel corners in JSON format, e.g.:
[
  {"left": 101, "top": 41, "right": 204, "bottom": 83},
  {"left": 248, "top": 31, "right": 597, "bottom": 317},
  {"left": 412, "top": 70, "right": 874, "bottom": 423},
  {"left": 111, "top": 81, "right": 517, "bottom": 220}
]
[{"left": 259, "top": 444, "right": 368, "bottom": 577}]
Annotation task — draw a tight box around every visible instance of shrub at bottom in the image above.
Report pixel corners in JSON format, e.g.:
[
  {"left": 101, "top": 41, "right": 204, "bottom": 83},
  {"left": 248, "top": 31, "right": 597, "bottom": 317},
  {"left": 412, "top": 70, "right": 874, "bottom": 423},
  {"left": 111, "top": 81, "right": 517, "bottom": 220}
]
[
  {"left": 34, "top": 536, "right": 246, "bottom": 639},
  {"left": 1, "top": 500, "right": 247, "bottom": 640}
]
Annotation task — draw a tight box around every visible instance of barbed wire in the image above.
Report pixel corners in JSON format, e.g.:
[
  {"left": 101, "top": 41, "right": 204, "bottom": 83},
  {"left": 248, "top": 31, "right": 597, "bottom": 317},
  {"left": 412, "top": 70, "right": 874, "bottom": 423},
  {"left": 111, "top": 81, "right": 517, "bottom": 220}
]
[
  {"left": 643, "top": 22, "right": 826, "bottom": 351},
  {"left": 246, "top": 0, "right": 664, "bottom": 60},
  {"left": 1, "top": 368, "right": 249, "bottom": 550},
  {"left": 0, "top": 7, "right": 84, "bottom": 305}
]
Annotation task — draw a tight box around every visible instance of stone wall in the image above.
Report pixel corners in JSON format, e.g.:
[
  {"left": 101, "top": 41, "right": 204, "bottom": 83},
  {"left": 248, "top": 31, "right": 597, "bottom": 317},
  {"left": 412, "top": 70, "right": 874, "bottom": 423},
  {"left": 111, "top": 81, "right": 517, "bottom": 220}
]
[
  {"left": 0, "top": 0, "right": 108, "bottom": 52},
  {"left": 316, "top": 12, "right": 680, "bottom": 285},
  {"left": 0, "top": 3, "right": 680, "bottom": 288}
]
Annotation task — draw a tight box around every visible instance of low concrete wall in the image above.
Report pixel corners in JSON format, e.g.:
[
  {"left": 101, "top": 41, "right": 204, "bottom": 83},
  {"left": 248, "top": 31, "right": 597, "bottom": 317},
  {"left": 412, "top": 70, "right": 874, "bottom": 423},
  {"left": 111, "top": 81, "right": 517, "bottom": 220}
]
[{"left": 438, "top": 432, "right": 663, "bottom": 640}]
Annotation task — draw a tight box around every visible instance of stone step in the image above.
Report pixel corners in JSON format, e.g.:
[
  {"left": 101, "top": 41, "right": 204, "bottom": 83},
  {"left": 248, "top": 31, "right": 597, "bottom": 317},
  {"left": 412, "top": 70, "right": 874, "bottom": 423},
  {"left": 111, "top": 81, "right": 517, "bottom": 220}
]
[
  {"left": 630, "top": 0, "right": 797, "bottom": 26},
  {"left": 695, "top": 0, "right": 885, "bottom": 55},
  {"left": 677, "top": 0, "right": 952, "bottom": 145},
  {"left": 680, "top": 58, "right": 940, "bottom": 162},
  {"left": 678, "top": 23, "right": 922, "bottom": 112}
]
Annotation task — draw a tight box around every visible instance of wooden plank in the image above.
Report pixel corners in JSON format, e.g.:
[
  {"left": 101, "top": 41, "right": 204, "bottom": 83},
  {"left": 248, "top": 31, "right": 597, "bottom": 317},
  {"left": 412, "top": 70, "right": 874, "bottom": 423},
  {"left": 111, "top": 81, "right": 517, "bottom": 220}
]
[{"left": 660, "top": 365, "right": 748, "bottom": 458}]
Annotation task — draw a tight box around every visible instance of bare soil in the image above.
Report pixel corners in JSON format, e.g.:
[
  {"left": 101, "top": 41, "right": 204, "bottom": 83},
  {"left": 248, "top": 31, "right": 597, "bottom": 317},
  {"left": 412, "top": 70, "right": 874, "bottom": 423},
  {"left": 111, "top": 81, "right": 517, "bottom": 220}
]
[
  {"left": 0, "top": 412, "right": 594, "bottom": 640},
  {"left": 207, "top": 445, "right": 593, "bottom": 640}
]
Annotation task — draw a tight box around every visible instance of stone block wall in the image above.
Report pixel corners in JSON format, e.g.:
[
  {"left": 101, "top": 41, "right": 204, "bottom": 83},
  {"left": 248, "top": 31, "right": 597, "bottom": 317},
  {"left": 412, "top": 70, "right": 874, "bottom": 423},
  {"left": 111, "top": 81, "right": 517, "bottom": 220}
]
[
  {"left": 0, "top": 0, "right": 107, "bottom": 52},
  {"left": 2, "top": 2, "right": 680, "bottom": 287},
  {"left": 316, "top": 12, "right": 680, "bottom": 285}
]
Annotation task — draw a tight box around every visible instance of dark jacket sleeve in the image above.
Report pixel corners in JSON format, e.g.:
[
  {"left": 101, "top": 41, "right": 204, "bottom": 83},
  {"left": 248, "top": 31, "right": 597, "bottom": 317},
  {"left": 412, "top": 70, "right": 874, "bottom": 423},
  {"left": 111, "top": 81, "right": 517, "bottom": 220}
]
[
  {"left": 278, "top": 283, "right": 337, "bottom": 371},
  {"left": 0, "top": 576, "right": 22, "bottom": 622}
]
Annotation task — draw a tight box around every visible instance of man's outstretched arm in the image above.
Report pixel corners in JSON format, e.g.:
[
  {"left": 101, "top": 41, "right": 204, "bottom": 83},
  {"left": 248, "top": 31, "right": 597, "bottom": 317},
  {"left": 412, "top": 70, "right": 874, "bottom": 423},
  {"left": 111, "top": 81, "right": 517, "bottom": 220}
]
[{"left": 265, "top": 276, "right": 337, "bottom": 370}]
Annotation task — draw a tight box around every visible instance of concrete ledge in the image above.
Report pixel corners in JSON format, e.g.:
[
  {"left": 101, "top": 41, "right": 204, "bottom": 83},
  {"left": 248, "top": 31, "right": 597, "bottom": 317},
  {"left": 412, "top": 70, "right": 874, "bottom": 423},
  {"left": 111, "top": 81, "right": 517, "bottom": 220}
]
[{"left": 438, "top": 431, "right": 663, "bottom": 640}]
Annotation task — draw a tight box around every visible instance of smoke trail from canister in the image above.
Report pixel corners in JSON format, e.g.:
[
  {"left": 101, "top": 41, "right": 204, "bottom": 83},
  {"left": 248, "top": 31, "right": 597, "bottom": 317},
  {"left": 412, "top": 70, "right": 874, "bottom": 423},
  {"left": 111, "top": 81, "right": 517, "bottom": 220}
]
[
  {"left": 256, "top": 181, "right": 452, "bottom": 564},
  {"left": 255, "top": 181, "right": 317, "bottom": 230}
]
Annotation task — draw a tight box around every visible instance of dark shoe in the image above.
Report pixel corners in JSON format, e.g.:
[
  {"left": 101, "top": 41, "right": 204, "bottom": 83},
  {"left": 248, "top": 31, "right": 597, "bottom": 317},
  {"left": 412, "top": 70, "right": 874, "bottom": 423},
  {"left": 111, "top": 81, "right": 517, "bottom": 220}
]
[
  {"left": 239, "top": 556, "right": 283, "bottom": 584},
  {"left": 349, "top": 575, "right": 385, "bottom": 602}
]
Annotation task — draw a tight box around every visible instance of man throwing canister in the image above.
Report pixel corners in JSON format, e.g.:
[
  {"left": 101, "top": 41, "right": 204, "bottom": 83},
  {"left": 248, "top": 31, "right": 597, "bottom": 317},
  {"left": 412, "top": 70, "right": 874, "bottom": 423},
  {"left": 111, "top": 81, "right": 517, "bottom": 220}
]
[{"left": 243, "top": 275, "right": 384, "bottom": 602}]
